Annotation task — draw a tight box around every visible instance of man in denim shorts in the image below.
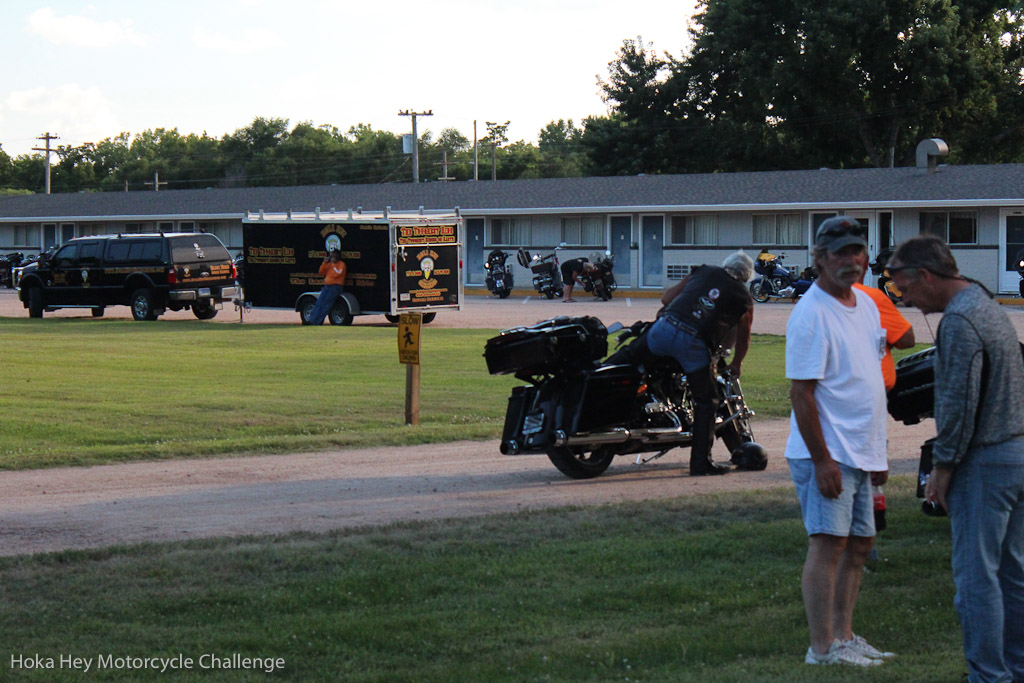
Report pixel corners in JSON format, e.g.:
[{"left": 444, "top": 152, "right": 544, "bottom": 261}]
[{"left": 785, "top": 217, "right": 893, "bottom": 667}]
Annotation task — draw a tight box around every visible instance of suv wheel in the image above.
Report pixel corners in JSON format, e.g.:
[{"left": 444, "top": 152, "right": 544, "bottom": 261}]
[
  {"left": 193, "top": 302, "right": 218, "bottom": 320},
  {"left": 27, "top": 288, "right": 44, "bottom": 318},
  {"left": 131, "top": 288, "right": 159, "bottom": 321}
]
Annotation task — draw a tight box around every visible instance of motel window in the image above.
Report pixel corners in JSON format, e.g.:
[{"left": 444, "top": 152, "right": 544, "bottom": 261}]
[
  {"left": 560, "top": 216, "right": 603, "bottom": 245},
  {"left": 490, "top": 218, "right": 532, "bottom": 246},
  {"left": 920, "top": 211, "right": 977, "bottom": 245},
  {"left": 753, "top": 213, "right": 802, "bottom": 246},
  {"left": 670, "top": 215, "right": 718, "bottom": 245}
]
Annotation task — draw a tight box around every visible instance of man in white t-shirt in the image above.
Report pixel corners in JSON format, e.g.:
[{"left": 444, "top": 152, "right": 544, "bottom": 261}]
[{"left": 785, "top": 216, "right": 893, "bottom": 667}]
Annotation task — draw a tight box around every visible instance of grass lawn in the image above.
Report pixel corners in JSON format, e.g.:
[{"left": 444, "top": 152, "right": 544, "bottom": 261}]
[
  {"left": 0, "top": 319, "right": 797, "bottom": 470},
  {"left": 0, "top": 478, "right": 963, "bottom": 682}
]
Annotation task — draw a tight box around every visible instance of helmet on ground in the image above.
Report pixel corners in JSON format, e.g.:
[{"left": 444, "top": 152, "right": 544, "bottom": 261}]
[{"left": 730, "top": 442, "right": 768, "bottom": 471}]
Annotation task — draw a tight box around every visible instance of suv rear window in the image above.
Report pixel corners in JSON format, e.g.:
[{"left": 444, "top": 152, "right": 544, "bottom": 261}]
[
  {"left": 169, "top": 235, "right": 231, "bottom": 262},
  {"left": 107, "top": 240, "right": 162, "bottom": 262}
]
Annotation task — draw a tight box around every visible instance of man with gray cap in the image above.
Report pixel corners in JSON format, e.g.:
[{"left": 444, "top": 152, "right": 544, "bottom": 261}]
[{"left": 785, "top": 216, "right": 892, "bottom": 666}]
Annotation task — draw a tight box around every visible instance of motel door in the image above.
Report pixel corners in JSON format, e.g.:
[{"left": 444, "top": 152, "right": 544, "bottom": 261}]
[
  {"left": 1000, "top": 209, "right": 1024, "bottom": 294},
  {"left": 640, "top": 215, "right": 664, "bottom": 288},
  {"left": 466, "top": 218, "right": 485, "bottom": 285}
]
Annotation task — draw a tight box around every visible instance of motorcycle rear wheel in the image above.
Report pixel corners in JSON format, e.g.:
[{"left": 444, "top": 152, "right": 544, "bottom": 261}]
[
  {"left": 545, "top": 445, "right": 615, "bottom": 479},
  {"left": 498, "top": 289, "right": 511, "bottom": 299}
]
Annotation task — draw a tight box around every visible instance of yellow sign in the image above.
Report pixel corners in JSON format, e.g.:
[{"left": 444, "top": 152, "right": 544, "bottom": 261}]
[{"left": 398, "top": 312, "right": 422, "bottom": 365}]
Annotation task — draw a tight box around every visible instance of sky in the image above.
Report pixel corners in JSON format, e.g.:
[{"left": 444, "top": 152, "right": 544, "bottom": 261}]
[{"left": 0, "top": 1, "right": 698, "bottom": 160}]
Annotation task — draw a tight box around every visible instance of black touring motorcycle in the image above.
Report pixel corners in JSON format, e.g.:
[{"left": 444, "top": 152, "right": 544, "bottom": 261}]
[{"left": 485, "top": 315, "right": 768, "bottom": 479}]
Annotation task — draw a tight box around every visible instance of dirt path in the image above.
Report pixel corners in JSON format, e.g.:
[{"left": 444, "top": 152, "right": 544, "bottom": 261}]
[
  {"left": 0, "top": 417, "right": 938, "bottom": 557},
  {"left": 0, "top": 288, "right": 971, "bottom": 556}
]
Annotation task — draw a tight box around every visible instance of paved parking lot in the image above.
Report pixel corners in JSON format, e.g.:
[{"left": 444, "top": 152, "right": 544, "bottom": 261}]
[{"left": 5, "top": 285, "right": 1024, "bottom": 344}]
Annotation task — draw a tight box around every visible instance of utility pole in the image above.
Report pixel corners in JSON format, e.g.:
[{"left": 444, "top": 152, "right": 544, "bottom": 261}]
[
  {"left": 435, "top": 151, "right": 455, "bottom": 181},
  {"left": 144, "top": 172, "right": 167, "bottom": 191},
  {"left": 398, "top": 109, "right": 432, "bottom": 183},
  {"left": 32, "top": 132, "right": 59, "bottom": 195},
  {"left": 485, "top": 121, "right": 510, "bottom": 181},
  {"left": 473, "top": 120, "right": 478, "bottom": 181}
]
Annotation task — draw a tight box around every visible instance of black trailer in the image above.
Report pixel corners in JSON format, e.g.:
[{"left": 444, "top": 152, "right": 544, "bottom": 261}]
[{"left": 241, "top": 209, "right": 462, "bottom": 324}]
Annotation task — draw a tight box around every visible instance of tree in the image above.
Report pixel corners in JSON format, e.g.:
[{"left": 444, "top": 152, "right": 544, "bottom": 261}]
[
  {"left": 581, "top": 37, "right": 683, "bottom": 175},
  {"left": 482, "top": 121, "right": 510, "bottom": 180},
  {"left": 537, "top": 119, "right": 586, "bottom": 177},
  {"left": 680, "top": 0, "right": 1024, "bottom": 168}
]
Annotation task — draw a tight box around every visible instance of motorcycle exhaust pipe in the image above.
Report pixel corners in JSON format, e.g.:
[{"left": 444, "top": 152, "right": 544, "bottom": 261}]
[
  {"left": 552, "top": 428, "right": 631, "bottom": 447},
  {"left": 500, "top": 440, "right": 520, "bottom": 455}
]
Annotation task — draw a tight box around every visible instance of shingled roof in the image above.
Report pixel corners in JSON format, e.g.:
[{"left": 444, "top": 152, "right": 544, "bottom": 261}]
[{"left": 2, "top": 163, "right": 1023, "bottom": 220}]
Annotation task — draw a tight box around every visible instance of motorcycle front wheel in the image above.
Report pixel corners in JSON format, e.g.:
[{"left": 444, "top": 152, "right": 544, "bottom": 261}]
[
  {"left": 545, "top": 445, "right": 615, "bottom": 479},
  {"left": 749, "top": 281, "right": 770, "bottom": 304}
]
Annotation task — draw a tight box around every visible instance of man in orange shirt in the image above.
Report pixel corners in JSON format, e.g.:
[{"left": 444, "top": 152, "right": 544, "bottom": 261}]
[
  {"left": 853, "top": 254, "right": 915, "bottom": 390},
  {"left": 306, "top": 250, "right": 347, "bottom": 326}
]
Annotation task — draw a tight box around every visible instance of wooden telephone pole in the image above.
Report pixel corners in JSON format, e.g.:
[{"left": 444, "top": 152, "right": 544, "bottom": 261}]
[{"left": 32, "top": 132, "right": 59, "bottom": 195}]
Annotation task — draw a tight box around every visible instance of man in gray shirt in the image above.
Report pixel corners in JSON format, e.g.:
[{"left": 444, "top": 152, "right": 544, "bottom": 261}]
[{"left": 890, "top": 235, "right": 1024, "bottom": 683}]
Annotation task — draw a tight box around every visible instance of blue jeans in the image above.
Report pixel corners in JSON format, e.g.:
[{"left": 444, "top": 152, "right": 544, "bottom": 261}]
[
  {"left": 947, "top": 437, "right": 1024, "bottom": 683},
  {"left": 647, "top": 316, "right": 717, "bottom": 464},
  {"left": 308, "top": 285, "right": 343, "bottom": 325}
]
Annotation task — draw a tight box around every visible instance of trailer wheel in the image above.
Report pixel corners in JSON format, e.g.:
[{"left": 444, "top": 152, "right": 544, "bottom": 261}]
[
  {"left": 299, "top": 297, "right": 316, "bottom": 324},
  {"left": 328, "top": 299, "right": 353, "bottom": 326},
  {"left": 422, "top": 312, "right": 436, "bottom": 324},
  {"left": 384, "top": 314, "right": 400, "bottom": 324}
]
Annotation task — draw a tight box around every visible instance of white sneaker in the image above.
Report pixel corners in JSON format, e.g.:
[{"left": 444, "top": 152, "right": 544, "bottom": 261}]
[
  {"left": 805, "top": 639, "right": 883, "bottom": 667},
  {"left": 842, "top": 634, "right": 895, "bottom": 659}
]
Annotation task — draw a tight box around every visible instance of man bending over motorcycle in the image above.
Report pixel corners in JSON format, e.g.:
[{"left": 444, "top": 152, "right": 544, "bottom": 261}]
[
  {"left": 561, "top": 257, "right": 594, "bottom": 303},
  {"left": 646, "top": 251, "right": 755, "bottom": 475}
]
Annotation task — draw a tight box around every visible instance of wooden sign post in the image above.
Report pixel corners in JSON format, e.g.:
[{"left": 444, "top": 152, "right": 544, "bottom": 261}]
[{"left": 398, "top": 312, "right": 422, "bottom": 425}]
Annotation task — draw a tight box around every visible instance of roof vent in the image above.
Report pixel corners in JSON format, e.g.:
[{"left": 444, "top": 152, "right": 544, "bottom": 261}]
[{"left": 916, "top": 138, "right": 949, "bottom": 174}]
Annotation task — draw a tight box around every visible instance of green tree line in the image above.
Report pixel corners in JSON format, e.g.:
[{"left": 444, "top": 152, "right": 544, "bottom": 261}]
[
  {"left": 2, "top": 0, "right": 1023, "bottom": 194},
  {"left": 0, "top": 117, "right": 588, "bottom": 193}
]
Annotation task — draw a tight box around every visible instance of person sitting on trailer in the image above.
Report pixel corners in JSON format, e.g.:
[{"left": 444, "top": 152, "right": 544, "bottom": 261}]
[
  {"left": 306, "top": 250, "right": 347, "bottom": 326},
  {"left": 561, "top": 257, "right": 593, "bottom": 303}
]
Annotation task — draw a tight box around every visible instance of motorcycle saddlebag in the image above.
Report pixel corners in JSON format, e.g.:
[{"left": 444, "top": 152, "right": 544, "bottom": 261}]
[
  {"left": 887, "top": 347, "right": 935, "bottom": 425},
  {"left": 531, "top": 260, "right": 556, "bottom": 275},
  {"left": 484, "top": 316, "right": 608, "bottom": 376},
  {"left": 568, "top": 365, "right": 641, "bottom": 433}
]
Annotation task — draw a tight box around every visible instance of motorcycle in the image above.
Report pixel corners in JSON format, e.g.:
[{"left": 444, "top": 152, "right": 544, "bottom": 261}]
[
  {"left": 750, "top": 250, "right": 814, "bottom": 302},
  {"left": 870, "top": 250, "right": 903, "bottom": 305},
  {"left": 12, "top": 251, "right": 44, "bottom": 289},
  {"left": 0, "top": 252, "right": 25, "bottom": 288},
  {"left": 516, "top": 247, "right": 563, "bottom": 300},
  {"left": 580, "top": 252, "right": 616, "bottom": 301},
  {"left": 484, "top": 315, "right": 768, "bottom": 479},
  {"left": 484, "top": 249, "right": 515, "bottom": 299}
]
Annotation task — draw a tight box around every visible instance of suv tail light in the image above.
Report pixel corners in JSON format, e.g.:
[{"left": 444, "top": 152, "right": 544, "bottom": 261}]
[
  {"left": 167, "top": 267, "right": 178, "bottom": 285},
  {"left": 231, "top": 261, "right": 238, "bottom": 280}
]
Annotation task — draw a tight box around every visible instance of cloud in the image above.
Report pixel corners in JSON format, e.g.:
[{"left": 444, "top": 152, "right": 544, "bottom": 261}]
[
  {"left": 192, "top": 26, "right": 284, "bottom": 55},
  {"left": 26, "top": 8, "right": 147, "bottom": 48},
  {"left": 4, "top": 84, "right": 120, "bottom": 149}
]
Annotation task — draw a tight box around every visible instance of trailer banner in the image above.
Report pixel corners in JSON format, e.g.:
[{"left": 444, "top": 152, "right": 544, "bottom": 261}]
[{"left": 396, "top": 245, "right": 460, "bottom": 309}]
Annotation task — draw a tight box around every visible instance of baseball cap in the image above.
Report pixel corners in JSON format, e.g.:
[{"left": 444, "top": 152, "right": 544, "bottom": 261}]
[{"left": 815, "top": 216, "right": 868, "bottom": 252}]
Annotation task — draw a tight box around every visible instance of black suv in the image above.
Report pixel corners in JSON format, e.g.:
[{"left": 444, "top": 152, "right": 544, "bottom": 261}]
[{"left": 18, "top": 233, "right": 237, "bottom": 321}]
